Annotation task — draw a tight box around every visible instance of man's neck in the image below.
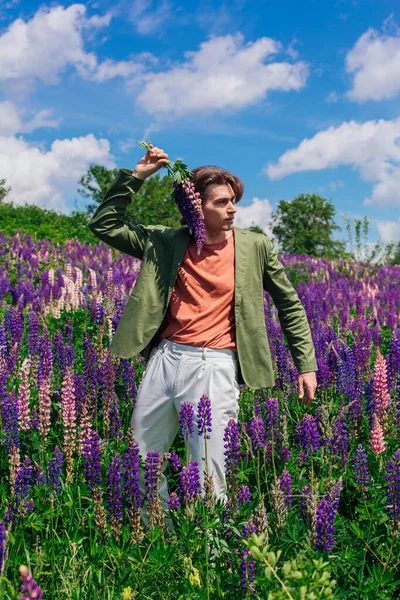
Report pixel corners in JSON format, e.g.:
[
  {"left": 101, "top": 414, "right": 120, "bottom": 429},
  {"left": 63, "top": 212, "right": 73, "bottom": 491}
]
[{"left": 204, "top": 230, "right": 233, "bottom": 245}]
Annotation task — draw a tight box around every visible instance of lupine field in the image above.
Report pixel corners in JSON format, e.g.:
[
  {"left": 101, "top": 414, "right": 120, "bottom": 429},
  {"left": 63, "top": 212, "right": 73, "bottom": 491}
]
[{"left": 0, "top": 230, "right": 399, "bottom": 600}]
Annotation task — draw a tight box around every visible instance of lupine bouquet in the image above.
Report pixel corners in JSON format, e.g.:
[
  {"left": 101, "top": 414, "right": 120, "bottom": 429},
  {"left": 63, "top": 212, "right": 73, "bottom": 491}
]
[{"left": 139, "top": 140, "right": 207, "bottom": 254}]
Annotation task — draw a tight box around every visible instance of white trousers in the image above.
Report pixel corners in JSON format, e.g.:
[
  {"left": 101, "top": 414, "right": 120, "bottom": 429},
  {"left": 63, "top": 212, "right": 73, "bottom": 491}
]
[{"left": 131, "top": 338, "right": 240, "bottom": 518}]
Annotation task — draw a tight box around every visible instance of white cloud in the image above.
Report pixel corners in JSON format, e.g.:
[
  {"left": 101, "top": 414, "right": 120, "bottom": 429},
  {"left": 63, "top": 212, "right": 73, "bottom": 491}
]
[
  {"left": 0, "top": 101, "right": 61, "bottom": 136},
  {"left": 235, "top": 196, "right": 274, "bottom": 237},
  {"left": 0, "top": 132, "right": 115, "bottom": 212},
  {"left": 376, "top": 218, "right": 400, "bottom": 243},
  {"left": 328, "top": 180, "right": 344, "bottom": 191},
  {"left": 129, "top": 0, "right": 174, "bottom": 35},
  {"left": 0, "top": 4, "right": 153, "bottom": 94},
  {"left": 118, "top": 138, "right": 137, "bottom": 153},
  {"left": 135, "top": 32, "right": 309, "bottom": 117},
  {"left": 266, "top": 117, "right": 400, "bottom": 206},
  {"left": 326, "top": 91, "right": 339, "bottom": 103},
  {"left": 345, "top": 15, "right": 400, "bottom": 101}
]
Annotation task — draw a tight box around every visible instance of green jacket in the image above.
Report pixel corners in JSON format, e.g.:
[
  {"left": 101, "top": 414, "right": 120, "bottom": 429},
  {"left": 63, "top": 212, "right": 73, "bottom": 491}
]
[{"left": 88, "top": 168, "right": 317, "bottom": 389}]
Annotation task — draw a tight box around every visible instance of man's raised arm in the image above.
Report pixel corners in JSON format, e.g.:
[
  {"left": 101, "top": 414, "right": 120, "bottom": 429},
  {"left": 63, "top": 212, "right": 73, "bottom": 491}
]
[{"left": 88, "top": 144, "right": 169, "bottom": 259}]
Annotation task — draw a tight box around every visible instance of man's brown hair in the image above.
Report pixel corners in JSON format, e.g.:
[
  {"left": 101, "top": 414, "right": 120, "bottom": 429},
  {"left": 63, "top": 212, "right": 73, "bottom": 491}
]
[{"left": 177, "top": 165, "right": 244, "bottom": 226}]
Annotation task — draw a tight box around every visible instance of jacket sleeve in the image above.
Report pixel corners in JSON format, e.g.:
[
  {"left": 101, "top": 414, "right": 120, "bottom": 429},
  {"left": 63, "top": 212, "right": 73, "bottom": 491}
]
[
  {"left": 88, "top": 168, "right": 149, "bottom": 260},
  {"left": 262, "top": 237, "right": 318, "bottom": 374}
]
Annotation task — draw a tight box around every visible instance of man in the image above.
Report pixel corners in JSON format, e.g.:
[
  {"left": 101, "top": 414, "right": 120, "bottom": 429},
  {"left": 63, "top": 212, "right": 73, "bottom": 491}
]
[{"left": 88, "top": 143, "right": 318, "bottom": 516}]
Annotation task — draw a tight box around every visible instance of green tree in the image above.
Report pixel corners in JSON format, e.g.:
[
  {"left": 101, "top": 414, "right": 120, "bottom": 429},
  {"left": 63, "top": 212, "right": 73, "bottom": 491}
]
[
  {"left": 271, "top": 193, "right": 346, "bottom": 258},
  {"left": 77, "top": 165, "right": 119, "bottom": 213},
  {"left": 391, "top": 242, "right": 400, "bottom": 264},
  {"left": 0, "top": 178, "right": 11, "bottom": 202},
  {"left": 78, "top": 164, "right": 185, "bottom": 228}
]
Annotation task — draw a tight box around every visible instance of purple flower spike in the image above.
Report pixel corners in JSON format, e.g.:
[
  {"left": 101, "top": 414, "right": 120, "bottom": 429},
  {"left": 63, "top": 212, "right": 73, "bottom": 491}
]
[
  {"left": 19, "top": 565, "right": 44, "bottom": 600},
  {"left": 179, "top": 461, "right": 202, "bottom": 505},
  {"left": 106, "top": 452, "right": 123, "bottom": 525},
  {"left": 316, "top": 498, "right": 335, "bottom": 552},
  {"left": 123, "top": 439, "right": 141, "bottom": 511},
  {"left": 47, "top": 446, "right": 64, "bottom": 495},
  {"left": 279, "top": 469, "right": 293, "bottom": 508},
  {"left": 249, "top": 417, "right": 265, "bottom": 453},
  {"left": 169, "top": 451, "right": 182, "bottom": 473},
  {"left": 197, "top": 394, "right": 212, "bottom": 439},
  {"left": 144, "top": 450, "right": 160, "bottom": 505},
  {"left": 179, "top": 402, "right": 194, "bottom": 439},
  {"left": 238, "top": 485, "right": 251, "bottom": 505},
  {"left": 385, "top": 448, "right": 400, "bottom": 530},
  {"left": 353, "top": 444, "right": 369, "bottom": 494},
  {"left": 223, "top": 419, "right": 240, "bottom": 478},
  {"left": 167, "top": 492, "right": 181, "bottom": 511},
  {"left": 83, "top": 431, "right": 102, "bottom": 492},
  {"left": 0, "top": 520, "right": 6, "bottom": 575}
]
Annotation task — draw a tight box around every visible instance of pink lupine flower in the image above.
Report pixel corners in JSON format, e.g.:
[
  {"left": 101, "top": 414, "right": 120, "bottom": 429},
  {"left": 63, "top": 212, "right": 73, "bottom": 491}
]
[
  {"left": 370, "top": 413, "right": 386, "bottom": 455},
  {"left": 17, "top": 358, "right": 31, "bottom": 431},
  {"left": 61, "top": 366, "right": 77, "bottom": 477},
  {"left": 373, "top": 349, "right": 391, "bottom": 427},
  {"left": 38, "top": 376, "right": 51, "bottom": 447}
]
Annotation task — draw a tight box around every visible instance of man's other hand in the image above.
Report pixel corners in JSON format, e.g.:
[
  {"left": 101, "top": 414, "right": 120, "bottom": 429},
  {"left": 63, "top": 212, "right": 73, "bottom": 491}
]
[{"left": 298, "top": 372, "right": 317, "bottom": 407}]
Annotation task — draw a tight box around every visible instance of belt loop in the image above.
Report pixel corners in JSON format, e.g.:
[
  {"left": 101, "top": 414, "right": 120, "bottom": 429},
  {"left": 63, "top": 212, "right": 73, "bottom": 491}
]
[{"left": 202, "top": 347, "right": 207, "bottom": 360}]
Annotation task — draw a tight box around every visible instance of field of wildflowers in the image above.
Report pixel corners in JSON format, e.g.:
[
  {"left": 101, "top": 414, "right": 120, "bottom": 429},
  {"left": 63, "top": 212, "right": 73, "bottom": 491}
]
[{"left": 0, "top": 230, "right": 399, "bottom": 599}]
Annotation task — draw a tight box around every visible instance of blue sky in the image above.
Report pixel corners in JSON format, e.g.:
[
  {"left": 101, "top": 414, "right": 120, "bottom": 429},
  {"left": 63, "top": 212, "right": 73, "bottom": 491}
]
[{"left": 1, "top": 0, "right": 400, "bottom": 246}]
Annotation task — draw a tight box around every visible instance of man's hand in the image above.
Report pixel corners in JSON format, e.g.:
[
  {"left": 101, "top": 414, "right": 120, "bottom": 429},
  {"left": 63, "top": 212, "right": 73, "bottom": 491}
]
[{"left": 298, "top": 371, "right": 317, "bottom": 407}]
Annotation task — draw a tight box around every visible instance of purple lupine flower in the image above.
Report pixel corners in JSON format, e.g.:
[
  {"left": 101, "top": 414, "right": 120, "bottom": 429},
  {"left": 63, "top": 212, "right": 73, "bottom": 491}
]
[
  {"left": 37, "top": 333, "right": 52, "bottom": 388},
  {"left": 238, "top": 485, "right": 251, "bottom": 506},
  {"left": 298, "top": 414, "right": 321, "bottom": 463},
  {"left": 197, "top": 394, "right": 212, "bottom": 439},
  {"left": 248, "top": 417, "right": 265, "bottom": 453},
  {"left": 179, "top": 461, "right": 202, "bottom": 505},
  {"left": 120, "top": 358, "right": 137, "bottom": 410},
  {"left": 264, "top": 397, "right": 279, "bottom": 435},
  {"left": 167, "top": 492, "right": 181, "bottom": 511},
  {"left": 279, "top": 469, "right": 293, "bottom": 508},
  {"left": 242, "top": 517, "right": 258, "bottom": 538},
  {"left": 316, "top": 478, "right": 343, "bottom": 553},
  {"left": 396, "top": 376, "right": 400, "bottom": 430},
  {"left": 0, "top": 520, "right": 6, "bottom": 575},
  {"left": 123, "top": 439, "right": 141, "bottom": 511},
  {"left": 169, "top": 451, "right": 182, "bottom": 473},
  {"left": 53, "top": 330, "right": 65, "bottom": 377},
  {"left": 2, "top": 391, "right": 20, "bottom": 452},
  {"left": 385, "top": 448, "right": 400, "bottom": 531},
  {"left": 173, "top": 179, "right": 207, "bottom": 256},
  {"left": 240, "top": 549, "right": 256, "bottom": 595},
  {"left": 27, "top": 311, "right": 39, "bottom": 357},
  {"left": 365, "top": 379, "right": 375, "bottom": 430},
  {"left": 253, "top": 394, "right": 263, "bottom": 418},
  {"left": 179, "top": 402, "right": 194, "bottom": 439},
  {"left": 19, "top": 565, "right": 44, "bottom": 600},
  {"left": 82, "top": 331, "right": 99, "bottom": 411},
  {"left": 325, "top": 478, "right": 343, "bottom": 514},
  {"left": 329, "top": 414, "right": 349, "bottom": 468},
  {"left": 353, "top": 444, "right": 369, "bottom": 495},
  {"left": 223, "top": 418, "right": 240, "bottom": 478},
  {"left": 32, "top": 464, "right": 46, "bottom": 488},
  {"left": 83, "top": 431, "right": 102, "bottom": 492},
  {"left": 144, "top": 450, "right": 160, "bottom": 505},
  {"left": 105, "top": 452, "right": 124, "bottom": 530},
  {"left": 316, "top": 498, "right": 335, "bottom": 552},
  {"left": 13, "top": 456, "right": 34, "bottom": 517},
  {"left": 47, "top": 446, "right": 64, "bottom": 495}
]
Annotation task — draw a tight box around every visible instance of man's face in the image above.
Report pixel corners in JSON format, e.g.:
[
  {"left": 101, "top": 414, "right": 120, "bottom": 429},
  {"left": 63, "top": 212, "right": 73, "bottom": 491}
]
[{"left": 202, "top": 183, "right": 238, "bottom": 234}]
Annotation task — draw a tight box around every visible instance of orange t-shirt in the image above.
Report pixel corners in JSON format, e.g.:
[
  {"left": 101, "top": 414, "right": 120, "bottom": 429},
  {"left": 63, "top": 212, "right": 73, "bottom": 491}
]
[{"left": 160, "top": 230, "right": 237, "bottom": 351}]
